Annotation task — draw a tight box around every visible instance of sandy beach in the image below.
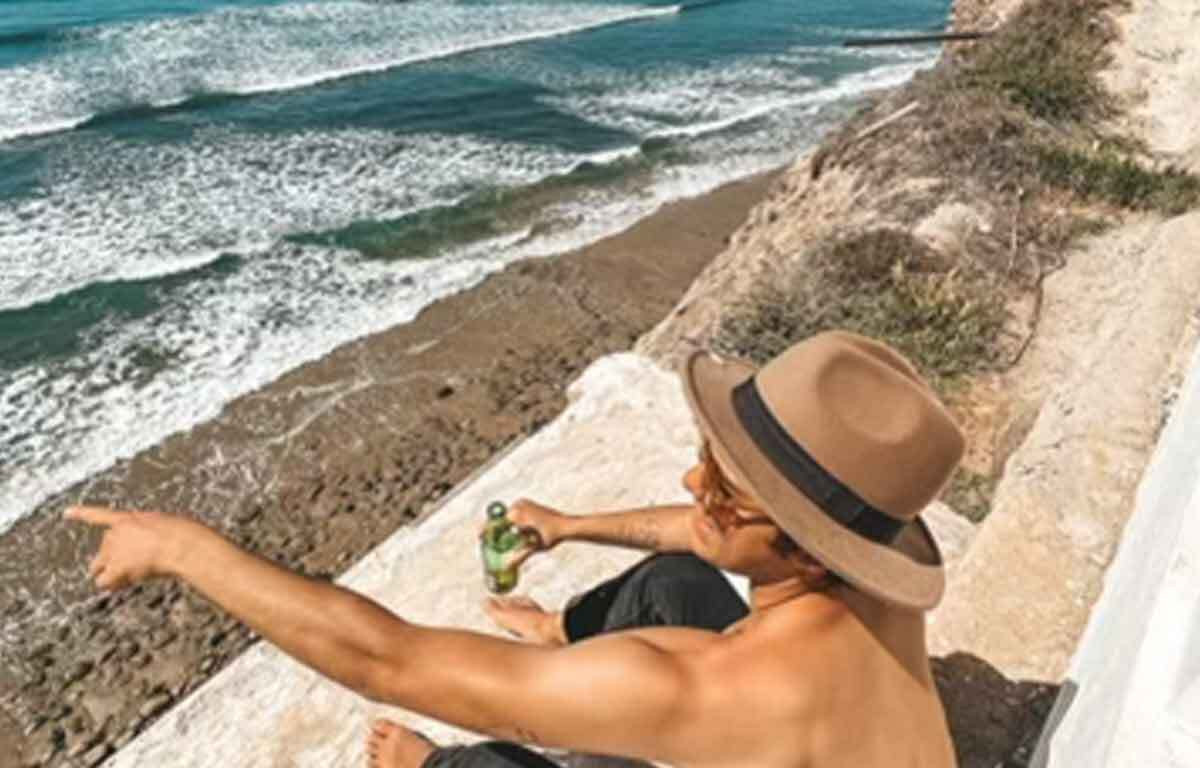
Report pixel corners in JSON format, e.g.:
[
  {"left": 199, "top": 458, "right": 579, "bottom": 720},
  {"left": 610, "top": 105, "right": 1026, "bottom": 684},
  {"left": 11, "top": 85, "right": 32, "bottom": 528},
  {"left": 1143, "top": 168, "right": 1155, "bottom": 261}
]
[{"left": 0, "top": 170, "right": 777, "bottom": 767}]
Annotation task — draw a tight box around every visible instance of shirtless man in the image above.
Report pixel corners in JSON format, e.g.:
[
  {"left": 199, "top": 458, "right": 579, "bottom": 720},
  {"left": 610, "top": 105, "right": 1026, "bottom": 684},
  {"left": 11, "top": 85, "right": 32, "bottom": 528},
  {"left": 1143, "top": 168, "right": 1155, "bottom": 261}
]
[{"left": 68, "top": 330, "right": 962, "bottom": 768}]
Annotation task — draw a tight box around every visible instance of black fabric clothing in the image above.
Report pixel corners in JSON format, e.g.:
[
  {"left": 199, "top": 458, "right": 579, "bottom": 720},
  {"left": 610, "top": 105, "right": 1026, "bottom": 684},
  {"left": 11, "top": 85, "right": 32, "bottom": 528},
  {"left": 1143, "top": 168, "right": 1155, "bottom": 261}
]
[
  {"left": 420, "top": 553, "right": 749, "bottom": 768},
  {"left": 561, "top": 552, "right": 750, "bottom": 641},
  {"left": 421, "top": 742, "right": 561, "bottom": 768}
]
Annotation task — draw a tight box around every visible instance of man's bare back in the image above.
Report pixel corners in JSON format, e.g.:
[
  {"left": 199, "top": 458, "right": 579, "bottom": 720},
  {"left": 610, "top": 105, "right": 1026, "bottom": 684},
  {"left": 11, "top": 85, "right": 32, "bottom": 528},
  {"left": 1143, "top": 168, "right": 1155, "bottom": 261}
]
[
  {"left": 711, "top": 597, "right": 954, "bottom": 768},
  {"left": 541, "top": 591, "right": 954, "bottom": 768}
]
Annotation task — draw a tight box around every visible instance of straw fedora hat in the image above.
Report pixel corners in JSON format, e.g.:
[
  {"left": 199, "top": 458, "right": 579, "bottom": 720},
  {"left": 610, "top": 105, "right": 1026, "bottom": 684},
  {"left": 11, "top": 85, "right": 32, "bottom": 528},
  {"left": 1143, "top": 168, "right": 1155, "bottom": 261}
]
[{"left": 681, "top": 330, "right": 965, "bottom": 610}]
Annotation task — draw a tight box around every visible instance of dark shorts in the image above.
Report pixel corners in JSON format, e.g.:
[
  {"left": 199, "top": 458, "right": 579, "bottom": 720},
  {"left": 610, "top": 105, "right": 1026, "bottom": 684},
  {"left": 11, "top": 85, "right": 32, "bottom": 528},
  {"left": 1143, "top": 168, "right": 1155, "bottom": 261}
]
[{"left": 421, "top": 553, "right": 749, "bottom": 768}]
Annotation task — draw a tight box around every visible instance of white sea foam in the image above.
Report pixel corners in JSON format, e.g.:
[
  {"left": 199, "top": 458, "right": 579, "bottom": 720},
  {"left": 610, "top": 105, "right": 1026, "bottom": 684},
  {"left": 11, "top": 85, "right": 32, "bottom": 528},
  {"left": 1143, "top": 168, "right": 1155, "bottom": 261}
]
[
  {"left": 0, "top": 116, "right": 91, "bottom": 144},
  {"left": 0, "top": 1, "right": 678, "bottom": 144},
  {"left": 515, "top": 151, "right": 790, "bottom": 263},
  {"left": 576, "top": 145, "right": 643, "bottom": 167},
  {"left": 644, "top": 96, "right": 810, "bottom": 141},
  {"left": 2, "top": 53, "right": 935, "bottom": 315},
  {"left": 539, "top": 55, "right": 818, "bottom": 138},
  {"left": 797, "top": 58, "right": 936, "bottom": 108},
  {"left": 543, "top": 46, "right": 935, "bottom": 143},
  {"left": 0, "top": 128, "right": 578, "bottom": 312}
]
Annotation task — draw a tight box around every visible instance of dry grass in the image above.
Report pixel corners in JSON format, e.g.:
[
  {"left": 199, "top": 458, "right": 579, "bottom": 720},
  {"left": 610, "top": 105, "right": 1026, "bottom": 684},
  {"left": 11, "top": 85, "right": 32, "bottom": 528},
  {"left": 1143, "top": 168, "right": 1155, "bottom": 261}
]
[
  {"left": 942, "top": 467, "right": 999, "bottom": 524},
  {"left": 1036, "top": 146, "right": 1200, "bottom": 214},
  {"left": 713, "top": 230, "right": 1006, "bottom": 395},
  {"left": 965, "top": 0, "right": 1121, "bottom": 124}
]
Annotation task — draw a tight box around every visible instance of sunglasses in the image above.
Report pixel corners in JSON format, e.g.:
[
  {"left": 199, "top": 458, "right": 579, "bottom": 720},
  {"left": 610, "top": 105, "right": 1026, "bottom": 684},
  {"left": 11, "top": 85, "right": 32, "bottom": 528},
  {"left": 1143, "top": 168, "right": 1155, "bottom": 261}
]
[{"left": 697, "top": 441, "right": 774, "bottom": 532}]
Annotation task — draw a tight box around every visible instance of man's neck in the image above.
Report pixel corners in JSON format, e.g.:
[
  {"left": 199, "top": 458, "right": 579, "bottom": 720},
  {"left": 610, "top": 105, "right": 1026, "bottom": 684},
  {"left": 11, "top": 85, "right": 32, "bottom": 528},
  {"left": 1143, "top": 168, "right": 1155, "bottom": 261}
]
[{"left": 747, "top": 574, "right": 813, "bottom": 612}]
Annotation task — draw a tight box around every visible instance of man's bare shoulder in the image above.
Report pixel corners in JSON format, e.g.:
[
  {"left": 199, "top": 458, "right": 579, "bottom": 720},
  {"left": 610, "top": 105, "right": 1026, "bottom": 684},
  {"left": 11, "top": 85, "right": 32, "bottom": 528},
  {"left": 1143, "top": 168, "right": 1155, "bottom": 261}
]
[
  {"left": 587, "top": 624, "right": 727, "bottom": 655},
  {"left": 553, "top": 598, "right": 878, "bottom": 767},
  {"left": 599, "top": 594, "right": 850, "bottom": 660}
]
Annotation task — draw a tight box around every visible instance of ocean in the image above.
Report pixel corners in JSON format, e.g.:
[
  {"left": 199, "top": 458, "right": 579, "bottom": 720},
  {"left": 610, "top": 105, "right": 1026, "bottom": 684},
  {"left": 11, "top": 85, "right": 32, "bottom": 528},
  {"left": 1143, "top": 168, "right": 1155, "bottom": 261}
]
[{"left": 0, "top": 0, "right": 950, "bottom": 532}]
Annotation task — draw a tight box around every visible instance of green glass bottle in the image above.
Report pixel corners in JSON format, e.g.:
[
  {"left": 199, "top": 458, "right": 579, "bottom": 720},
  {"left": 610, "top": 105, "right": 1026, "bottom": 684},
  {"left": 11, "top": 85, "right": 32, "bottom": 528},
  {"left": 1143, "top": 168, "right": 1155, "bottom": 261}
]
[{"left": 480, "top": 501, "right": 533, "bottom": 594}]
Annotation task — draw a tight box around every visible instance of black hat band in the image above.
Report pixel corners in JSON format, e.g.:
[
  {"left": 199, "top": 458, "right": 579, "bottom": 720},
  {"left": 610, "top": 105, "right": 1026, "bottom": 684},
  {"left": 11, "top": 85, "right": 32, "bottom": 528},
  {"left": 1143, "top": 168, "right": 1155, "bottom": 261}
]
[{"left": 731, "top": 379, "right": 906, "bottom": 545}]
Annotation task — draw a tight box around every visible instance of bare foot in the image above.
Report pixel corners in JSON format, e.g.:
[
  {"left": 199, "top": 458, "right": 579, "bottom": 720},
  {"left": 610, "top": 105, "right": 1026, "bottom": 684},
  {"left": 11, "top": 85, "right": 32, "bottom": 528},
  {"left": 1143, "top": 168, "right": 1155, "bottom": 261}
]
[
  {"left": 484, "top": 596, "right": 567, "bottom": 646},
  {"left": 367, "top": 719, "right": 435, "bottom": 768}
]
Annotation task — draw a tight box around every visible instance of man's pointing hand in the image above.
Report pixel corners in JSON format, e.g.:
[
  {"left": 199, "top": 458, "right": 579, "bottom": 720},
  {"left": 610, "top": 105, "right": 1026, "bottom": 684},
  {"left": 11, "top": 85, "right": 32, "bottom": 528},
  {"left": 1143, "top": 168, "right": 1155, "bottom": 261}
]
[{"left": 64, "top": 506, "right": 194, "bottom": 592}]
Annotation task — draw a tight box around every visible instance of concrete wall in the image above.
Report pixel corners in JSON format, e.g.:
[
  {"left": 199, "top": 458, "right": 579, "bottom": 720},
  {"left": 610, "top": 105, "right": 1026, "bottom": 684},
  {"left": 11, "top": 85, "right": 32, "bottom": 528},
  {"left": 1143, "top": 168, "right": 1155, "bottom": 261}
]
[{"left": 1035, "top": 339, "right": 1200, "bottom": 767}]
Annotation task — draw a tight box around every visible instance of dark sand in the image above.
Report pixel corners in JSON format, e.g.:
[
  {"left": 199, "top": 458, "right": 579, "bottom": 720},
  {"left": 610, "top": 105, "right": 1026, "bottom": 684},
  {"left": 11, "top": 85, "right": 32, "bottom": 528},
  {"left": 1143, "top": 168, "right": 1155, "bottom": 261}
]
[{"left": 0, "top": 171, "right": 778, "bottom": 768}]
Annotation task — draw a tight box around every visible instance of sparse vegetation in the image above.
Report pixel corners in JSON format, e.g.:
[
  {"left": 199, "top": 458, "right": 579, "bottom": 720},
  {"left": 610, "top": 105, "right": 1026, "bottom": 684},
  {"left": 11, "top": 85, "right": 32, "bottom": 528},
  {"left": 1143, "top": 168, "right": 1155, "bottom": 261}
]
[
  {"left": 723, "top": 0, "right": 1200, "bottom": 392},
  {"left": 714, "top": 230, "right": 1006, "bottom": 394},
  {"left": 1036, "top": 147, "right": 1200, "bottom": 214},
  {"left": 965, "top": 0, "right": 1121, "bottom": 124},
  {"left": 942, "top": 467, "right": 999, "bottom": 524}
]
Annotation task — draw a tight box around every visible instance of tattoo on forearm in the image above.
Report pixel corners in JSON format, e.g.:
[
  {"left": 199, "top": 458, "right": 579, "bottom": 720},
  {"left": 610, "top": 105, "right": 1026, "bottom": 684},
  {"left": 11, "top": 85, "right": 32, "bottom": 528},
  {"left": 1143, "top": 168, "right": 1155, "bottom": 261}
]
[{"left": 626, "top": 518, "right": 662, "bottom": 550}]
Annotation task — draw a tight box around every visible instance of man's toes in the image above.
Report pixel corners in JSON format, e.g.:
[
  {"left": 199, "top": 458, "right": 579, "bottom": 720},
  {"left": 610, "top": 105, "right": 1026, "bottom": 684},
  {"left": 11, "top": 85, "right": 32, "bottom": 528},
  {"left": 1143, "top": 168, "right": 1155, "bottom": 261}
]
[
  {"left": 372, "top": 718, "right": 394, "bottom": 735},
  {"left": 368, "top": 719, "right": 435, "bottom": 768},
  {"left": 366, "top": 725, "right": 384, "bottom": 767}
]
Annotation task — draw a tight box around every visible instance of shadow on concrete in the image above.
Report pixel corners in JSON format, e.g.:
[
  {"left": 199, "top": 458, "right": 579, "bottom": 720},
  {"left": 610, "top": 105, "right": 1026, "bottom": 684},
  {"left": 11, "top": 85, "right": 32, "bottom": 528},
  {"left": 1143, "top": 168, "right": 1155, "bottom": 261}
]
[{"left": 933, "top": 652, "right": 1060, "bottom": 768}]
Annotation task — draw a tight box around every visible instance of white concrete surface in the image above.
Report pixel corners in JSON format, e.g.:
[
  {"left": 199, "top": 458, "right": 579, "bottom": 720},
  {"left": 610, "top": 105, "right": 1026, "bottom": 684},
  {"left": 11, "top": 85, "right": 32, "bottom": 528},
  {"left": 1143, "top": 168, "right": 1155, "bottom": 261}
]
[
  {"left": 1106, "top": 0, "right": 1200, "bottom": 173},
  {"left": 1036, "top": 338, "right": 1200, "bottom": 768},
  {"left": 103, "top": 352, "right": 973, "bottom": 768}
]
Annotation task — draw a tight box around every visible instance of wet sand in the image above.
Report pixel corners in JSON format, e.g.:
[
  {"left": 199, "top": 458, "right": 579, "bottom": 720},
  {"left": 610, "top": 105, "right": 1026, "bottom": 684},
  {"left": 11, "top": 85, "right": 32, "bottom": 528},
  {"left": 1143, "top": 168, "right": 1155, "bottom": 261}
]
[{"left": 0, "top": 169, "right": 778, "bottom": 768}]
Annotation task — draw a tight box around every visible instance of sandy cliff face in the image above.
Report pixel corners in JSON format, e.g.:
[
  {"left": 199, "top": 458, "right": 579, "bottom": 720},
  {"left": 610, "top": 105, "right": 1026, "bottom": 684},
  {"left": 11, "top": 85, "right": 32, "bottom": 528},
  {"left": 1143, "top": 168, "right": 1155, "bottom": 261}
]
[
  {"left": 636, "top": 157, "right": 863, "bottom": 368},
  {"left": 1105, "top": 0, "right": 1200, "bottom": 173},
  {"left": 950, "top": 0, "right": 1026, "bottom": 31},
  {"left": 931, "top": 0, "right": 1200, "bottom": 681}
]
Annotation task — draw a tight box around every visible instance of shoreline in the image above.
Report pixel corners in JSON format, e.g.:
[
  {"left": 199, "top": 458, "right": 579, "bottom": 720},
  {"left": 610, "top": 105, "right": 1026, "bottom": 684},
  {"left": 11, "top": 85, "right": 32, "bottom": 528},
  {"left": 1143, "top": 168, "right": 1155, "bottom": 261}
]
[{"left": 0, "top": 167, "right": 781, "bottom": 767}]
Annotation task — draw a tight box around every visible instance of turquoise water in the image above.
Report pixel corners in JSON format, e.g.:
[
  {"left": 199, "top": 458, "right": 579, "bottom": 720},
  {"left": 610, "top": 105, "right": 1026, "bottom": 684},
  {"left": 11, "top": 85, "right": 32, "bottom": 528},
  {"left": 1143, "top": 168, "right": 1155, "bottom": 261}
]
[{"left": 0, "top": 0, "right": 950, "bottom": 529}]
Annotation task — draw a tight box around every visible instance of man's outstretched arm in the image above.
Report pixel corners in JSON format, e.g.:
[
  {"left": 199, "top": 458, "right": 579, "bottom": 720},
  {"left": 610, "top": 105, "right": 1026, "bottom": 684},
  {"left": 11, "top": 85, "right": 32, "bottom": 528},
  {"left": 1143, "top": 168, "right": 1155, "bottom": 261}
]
[
  {"left": 508, "top": 499, "right": 696, "bottom": 555},
  {"left": 66, "top": 506, "right": 726, "bottom": 765}
]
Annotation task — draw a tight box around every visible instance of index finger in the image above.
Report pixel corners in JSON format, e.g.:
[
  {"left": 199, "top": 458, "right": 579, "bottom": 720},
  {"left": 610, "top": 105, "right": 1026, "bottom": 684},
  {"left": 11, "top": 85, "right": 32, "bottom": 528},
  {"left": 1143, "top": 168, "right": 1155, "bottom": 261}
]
[{"left": 64, "top": 505, "right": 126, "bottom": 527}]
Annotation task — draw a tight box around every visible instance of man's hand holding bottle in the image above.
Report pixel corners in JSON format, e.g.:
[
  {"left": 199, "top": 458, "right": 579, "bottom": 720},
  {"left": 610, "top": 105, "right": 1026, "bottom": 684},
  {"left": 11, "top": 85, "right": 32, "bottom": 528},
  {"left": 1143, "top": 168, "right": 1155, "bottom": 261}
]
[{"left": 505, "top": 498, "right": 567, "bottom": 565}]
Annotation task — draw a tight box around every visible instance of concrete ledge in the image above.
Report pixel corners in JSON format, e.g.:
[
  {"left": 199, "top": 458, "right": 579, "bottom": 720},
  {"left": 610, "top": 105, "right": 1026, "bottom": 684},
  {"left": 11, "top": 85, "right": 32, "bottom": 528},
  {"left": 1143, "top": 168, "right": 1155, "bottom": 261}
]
[
  {"left": 929, "top": 212, "right": 1200, "bottom": 679},
  {"left": 1035, "top": 335, "right": 1200, "bottom": 766}
]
